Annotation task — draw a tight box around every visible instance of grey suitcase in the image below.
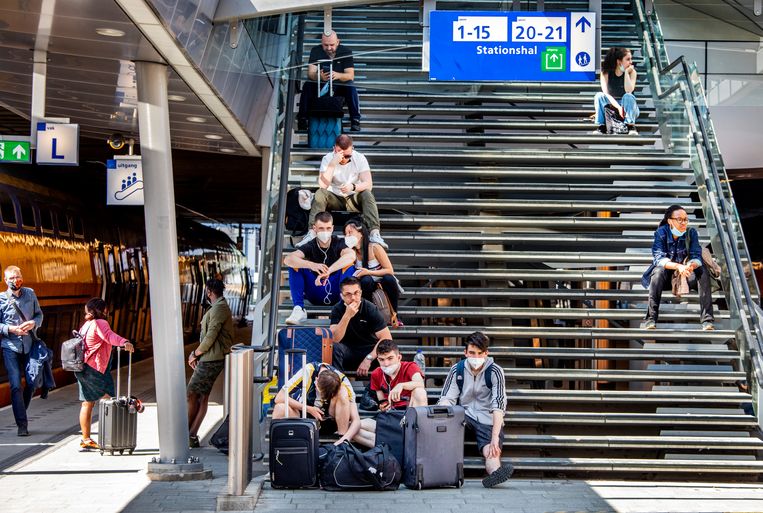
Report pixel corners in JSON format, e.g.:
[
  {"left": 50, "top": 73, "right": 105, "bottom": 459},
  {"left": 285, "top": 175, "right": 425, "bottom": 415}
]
[
  {"left": 98, "top": 347, "right": 137, "bottom": 455},
  {"left": 402, "top": 405, "right": 465, "bottom": 489}
]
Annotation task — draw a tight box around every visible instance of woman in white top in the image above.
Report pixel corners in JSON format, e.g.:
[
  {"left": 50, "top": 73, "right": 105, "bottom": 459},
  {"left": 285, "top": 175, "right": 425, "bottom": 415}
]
[{"left": 343, "top": 219, "right": 402, "bottom": 324}]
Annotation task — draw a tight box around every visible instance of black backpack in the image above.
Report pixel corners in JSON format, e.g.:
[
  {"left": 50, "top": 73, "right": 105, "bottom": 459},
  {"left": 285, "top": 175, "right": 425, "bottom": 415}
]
[
  {"left": 285, "top": 188, "right": 311, "bottom": 236},
  {"left": 319, "top": 442, "right": 401, "bottom": 491}
]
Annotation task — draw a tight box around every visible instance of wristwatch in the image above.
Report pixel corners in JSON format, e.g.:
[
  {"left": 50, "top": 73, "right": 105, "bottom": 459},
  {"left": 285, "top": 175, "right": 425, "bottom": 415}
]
[{"left": 365, "top": 353, "right": 374, "bottom": 361}]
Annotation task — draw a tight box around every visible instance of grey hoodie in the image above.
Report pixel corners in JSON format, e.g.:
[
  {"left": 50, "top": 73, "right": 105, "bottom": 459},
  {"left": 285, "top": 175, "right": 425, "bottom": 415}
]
[{"left": 437, "top": 356, "right": 506, "bottom": 425}]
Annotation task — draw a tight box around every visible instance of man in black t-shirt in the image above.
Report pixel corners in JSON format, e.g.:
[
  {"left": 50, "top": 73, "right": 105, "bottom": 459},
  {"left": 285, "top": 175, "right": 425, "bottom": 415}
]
[
  {"left": 330, "top": 276, "right": 392, "bottom": 376},
  {"left": 297, "top": 31, "right": 361, "bottom": 132},
  {"left": 284, "top": 212, "right": 356, "bottom": 325}
]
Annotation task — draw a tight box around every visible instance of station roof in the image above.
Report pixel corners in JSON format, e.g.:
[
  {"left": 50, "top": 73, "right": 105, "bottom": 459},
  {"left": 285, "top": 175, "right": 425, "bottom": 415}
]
[{"left": 0, "top": 0, "right": 261, "bottom": 223}]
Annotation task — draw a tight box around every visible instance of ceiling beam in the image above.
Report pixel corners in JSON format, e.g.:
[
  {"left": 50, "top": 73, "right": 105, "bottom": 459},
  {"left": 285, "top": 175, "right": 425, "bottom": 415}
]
[{"left": 214, "top": 0, "right": 393, "bottom": 22}]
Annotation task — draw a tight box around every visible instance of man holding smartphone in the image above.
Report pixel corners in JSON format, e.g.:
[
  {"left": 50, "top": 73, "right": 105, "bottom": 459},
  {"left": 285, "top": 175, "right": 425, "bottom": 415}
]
[{"left": 297, "top": 30, "right": 361, "bottom": 131}]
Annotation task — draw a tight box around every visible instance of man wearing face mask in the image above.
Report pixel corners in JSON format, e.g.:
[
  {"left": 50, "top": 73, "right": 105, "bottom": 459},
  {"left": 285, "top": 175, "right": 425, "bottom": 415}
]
[
  {"left": 186, "top": 278, "right": 234, "bottom": 448},
  {"left": 353, "top": 339, "right": 426, "bottom": 447},
  {"left": 641, "top": 204, "right": 715, "bottom": 331},
  {"left": 0, "top": 266, "right": 43, "bottom": 436},
  {"left": 285, "top": 211, "right": 356, "bottom": 325},
  {"left": 298, "top": 134, "right": 387, "bottom": 250},
  {"left": 330, "top": 277, "right": 391, "bottom": 376},
  {"left": 438, "top": 332, "right": 513, "bottom": 488}
]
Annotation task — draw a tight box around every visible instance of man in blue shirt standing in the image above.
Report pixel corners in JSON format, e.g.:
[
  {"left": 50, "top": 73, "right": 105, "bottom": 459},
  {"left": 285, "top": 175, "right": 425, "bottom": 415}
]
[{"left": 0, "top": 265, "right": 43, "bottom": 436}]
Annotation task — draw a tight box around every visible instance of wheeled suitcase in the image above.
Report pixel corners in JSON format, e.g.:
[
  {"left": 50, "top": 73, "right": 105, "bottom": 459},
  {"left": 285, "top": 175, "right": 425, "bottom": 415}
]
[
  {"left": 402, "top": 405, "right": 465, "bottom": 489},
  {"left": 307, "top": 61, "right": 343, "bottom": 149},
  {"left": 98, "top": 347, "right": 137, "bottom": 455},
  {"left": 375, "top": 409, "right": 406, "bottom": 468},
  {"left": 277, "top": 327, "right": 333, "bottom": 388},
  {"left": 269, "top": 349, "right": 319, "bottom": 489}
]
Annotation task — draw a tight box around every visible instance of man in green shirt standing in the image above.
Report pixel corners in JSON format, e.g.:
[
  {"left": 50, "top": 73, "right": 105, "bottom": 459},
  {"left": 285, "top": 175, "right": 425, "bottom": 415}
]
[{"left": 187, "top": 278, "right": 235, "bottom": 448}]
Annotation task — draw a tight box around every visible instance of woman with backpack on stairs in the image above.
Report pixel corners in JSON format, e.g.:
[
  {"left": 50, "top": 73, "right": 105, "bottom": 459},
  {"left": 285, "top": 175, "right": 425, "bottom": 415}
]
[{"left": 593, "top": 47, "right": 639, "bottom": 135}]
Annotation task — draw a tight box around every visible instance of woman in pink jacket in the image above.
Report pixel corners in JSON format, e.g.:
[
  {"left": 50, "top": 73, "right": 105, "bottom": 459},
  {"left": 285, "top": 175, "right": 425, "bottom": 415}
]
[{"left": 74, "top": 298, "right": 133, "bottom": 450}]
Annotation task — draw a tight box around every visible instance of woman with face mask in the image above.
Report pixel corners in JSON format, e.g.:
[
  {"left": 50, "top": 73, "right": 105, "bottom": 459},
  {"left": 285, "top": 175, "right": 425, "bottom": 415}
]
[
  {"left": 343, "top": 219, "right": 403, "bottom": 325},
  {"left": 641, "top": 205, "right": 715, "bottom": 331},
  {"left": 593, "top": 47, "right": 639, "bottom": 135}
]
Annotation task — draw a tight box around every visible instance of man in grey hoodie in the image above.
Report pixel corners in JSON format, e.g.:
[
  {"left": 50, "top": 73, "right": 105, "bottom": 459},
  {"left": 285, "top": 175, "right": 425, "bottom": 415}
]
[{"left": 438, "top": 331, "right": 513, "bottom": 488}]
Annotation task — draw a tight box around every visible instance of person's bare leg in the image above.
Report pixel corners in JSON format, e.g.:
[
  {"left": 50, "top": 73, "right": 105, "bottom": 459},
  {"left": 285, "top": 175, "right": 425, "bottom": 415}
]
[
  {"left": 271, "top": 402, "right": 300, "bottom": 419},
  {"left": 331, "top": 394, "right": 351, "bottom": 435},
  {"left": 353, "top": 418, "right": 376, "bottom": 447},
  {"left": 80, "top": 401, "right": 95, "bottom": 440},
  {"left": 187, "top": 392, "right": 201, "bottom": 432},
  {"left": 409, "top": 387, "right": 428, "bottom": 407},
  {"left": 484, "top": 444, "right": 501, "bottom": 474},
  {"left": 189, "top": 394, "right": 210, "bottom": 436}
]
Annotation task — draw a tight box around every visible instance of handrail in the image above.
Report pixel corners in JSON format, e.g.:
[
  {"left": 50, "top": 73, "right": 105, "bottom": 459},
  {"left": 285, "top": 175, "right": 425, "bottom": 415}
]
[
  {"left": 264, "top": 15, "right": 306, "bottom": 379},
  {"left": 634, "top": 0, "right": 763, "bottom": 401}
]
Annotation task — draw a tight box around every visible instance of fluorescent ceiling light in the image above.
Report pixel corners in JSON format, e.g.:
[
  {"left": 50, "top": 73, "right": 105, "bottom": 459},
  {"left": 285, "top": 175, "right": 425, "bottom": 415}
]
[
  {"left": 96, "top": 27, "right": 126, "bottom": 37},
  {"left": 186, "top": 116, "right": 206, "bottom": 123},
  {"left": 205, "top": 134, "right": 223, "bottom": 140},
  {"left": 167, "top": 94, "right": 186, "bottom": 102},
  {"left": 220, "top": 148, "right": 236, "bottom": 153}
]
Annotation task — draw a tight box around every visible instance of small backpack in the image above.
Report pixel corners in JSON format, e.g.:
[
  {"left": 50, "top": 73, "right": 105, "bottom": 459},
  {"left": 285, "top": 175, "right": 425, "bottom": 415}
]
[
  {"left": 371, "top": 284, "right": 398, "bottom": 327},
  {"left": 61, "top": 330, "right": 85, "bottom": 372},
  {"left": 454, "top": 359, "right": 494, "bottom": 394}
]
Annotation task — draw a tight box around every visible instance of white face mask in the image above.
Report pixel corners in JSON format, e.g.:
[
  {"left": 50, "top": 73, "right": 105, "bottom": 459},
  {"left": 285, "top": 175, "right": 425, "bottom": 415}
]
[
  {"left": 316, "top": 231, "right": 332, "bottom": 243},
  {"left": 467, "top": 357, "right": 486, "bottom": 370},
  {"left": 619, "top": 64, "right": 625, "bottom": 73},
  {"left": 344, "top": 235, "right": 359, "bottom": 248},
  {"left": 381, "top": 362, "right": 400, "bottom": 376}
]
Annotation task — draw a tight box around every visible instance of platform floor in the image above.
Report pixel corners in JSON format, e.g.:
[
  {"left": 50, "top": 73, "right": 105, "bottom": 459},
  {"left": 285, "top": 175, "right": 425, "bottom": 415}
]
[{"left": 2, "top": 355, "right": 763, "bottom": 513}]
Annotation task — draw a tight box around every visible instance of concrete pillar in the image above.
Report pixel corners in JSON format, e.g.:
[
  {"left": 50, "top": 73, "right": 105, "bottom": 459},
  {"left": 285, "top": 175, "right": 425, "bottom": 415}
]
[{"left": 135, "top": 60, "right": 209, "bottom": 480}]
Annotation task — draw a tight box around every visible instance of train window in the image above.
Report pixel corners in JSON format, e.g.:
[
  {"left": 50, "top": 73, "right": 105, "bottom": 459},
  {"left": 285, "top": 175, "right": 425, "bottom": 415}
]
[
  {"left": 0, "top": 191, "right": 16, "bottom": 226},
  {"left": 19, "top": 199, "right": 35, "bottom": 229},
  {"left": 39, "top": 206, "right": 54, "bottom": 233},
  {"left": 72, "top": 215, "right": 84, "bottom": 237},
  {"left": 57, "top": 211, "right": 70, "bottom": 235}
]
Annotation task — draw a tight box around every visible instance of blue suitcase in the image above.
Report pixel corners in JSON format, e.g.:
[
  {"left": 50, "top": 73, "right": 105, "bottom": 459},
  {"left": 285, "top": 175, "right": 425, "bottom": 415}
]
[
  {"left": 308, "top": 117, "right": 341, "bottom": 148},
  {"left": 277, "top": 327, "right": 333, "bottom": 388}
]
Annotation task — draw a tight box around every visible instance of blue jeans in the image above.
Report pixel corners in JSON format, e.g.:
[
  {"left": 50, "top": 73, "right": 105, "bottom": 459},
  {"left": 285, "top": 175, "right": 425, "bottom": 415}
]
[
  {"left": 3, "top": 347, "right": 33, "bottom": 427},
  {"left": 595, "top": 92, "right": 640, "bottom": 125},
  {"left": 289, "top": 266, "right": 356, "bottom": 308}
]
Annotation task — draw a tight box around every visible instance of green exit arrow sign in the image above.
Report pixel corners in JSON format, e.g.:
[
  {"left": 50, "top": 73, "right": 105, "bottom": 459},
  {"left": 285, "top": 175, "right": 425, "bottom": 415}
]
[{"left": 0, "top": 140, "right": 31, "bottom": 163}]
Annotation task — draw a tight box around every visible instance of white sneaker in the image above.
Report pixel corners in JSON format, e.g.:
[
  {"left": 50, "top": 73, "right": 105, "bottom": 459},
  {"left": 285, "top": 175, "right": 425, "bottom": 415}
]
[
  {"left": 369, "top": 233, "right": 388, "bottom": 249},
  {"left": 285, "top": 306, "right": 307, "bottom": 325},
  {"left": 628, "top": 128, "right": 639, "bottom": 136},
  {"left": 295, "top": 231, "right": 315, "bottom": 248}
]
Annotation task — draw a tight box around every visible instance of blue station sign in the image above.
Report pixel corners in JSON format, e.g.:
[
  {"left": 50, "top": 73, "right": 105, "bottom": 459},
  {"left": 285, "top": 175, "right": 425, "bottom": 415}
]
[{"left": 430, "top": 11, "right": 596, "bottom": 82}]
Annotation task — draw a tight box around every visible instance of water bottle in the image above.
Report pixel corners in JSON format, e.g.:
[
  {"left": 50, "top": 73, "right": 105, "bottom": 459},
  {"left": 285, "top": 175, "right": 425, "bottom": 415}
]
[{"left": 413, "top": 350, "right": 426, "bottom": 375}]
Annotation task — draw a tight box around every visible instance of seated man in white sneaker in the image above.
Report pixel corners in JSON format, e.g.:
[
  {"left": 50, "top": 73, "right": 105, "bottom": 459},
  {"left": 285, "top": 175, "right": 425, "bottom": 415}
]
[
  {"left": 438, "top": 331, "right": 513, "bottom": 488},
  {"left": 354, "top": 339, "right": 427, "bottom": 447},
  {"left": 298, "top": 134, "right": 387, "bottom": 249},
  {"left": 284, "top": 211, "right": 356, "bottom": 325}
]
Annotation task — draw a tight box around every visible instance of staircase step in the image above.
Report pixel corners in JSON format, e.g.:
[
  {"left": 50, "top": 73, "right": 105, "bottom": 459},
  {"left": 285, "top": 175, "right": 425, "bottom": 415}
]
[
  {"left": 476, "top": 457, "right": 763, "bottom": 473},
  {"left": 503, "top": 434, "right": 763, "bottom": 450},
  {"left": 505, "top": 411, "right": 756, "bottom": 426}
]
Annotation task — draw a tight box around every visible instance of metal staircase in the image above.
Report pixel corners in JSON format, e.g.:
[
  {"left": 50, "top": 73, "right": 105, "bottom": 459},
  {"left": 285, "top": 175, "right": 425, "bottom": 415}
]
[{"left": 257, "top": 0, "right": 763, "bottom": 478}]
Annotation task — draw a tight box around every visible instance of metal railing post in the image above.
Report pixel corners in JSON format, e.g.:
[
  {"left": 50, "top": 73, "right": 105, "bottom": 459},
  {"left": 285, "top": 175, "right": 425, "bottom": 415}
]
[
  {"left": 227, "top": 345, "right": 255, "bottom": 495},
  {"left": 251, "top": 346, "right": 273, "bottom": 458},
  {"left": 223, "top": 353, "right": 231, "bottom": 417}
]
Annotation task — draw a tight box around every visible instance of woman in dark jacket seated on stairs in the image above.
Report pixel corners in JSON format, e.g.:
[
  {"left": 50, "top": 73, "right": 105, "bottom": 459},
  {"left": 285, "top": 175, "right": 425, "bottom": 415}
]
[
  {"left": 343, "top": 218, "right": 403, "bottom": 326},
  {"left": 641, "top": 205, "right": 715, "bottom": 331}
]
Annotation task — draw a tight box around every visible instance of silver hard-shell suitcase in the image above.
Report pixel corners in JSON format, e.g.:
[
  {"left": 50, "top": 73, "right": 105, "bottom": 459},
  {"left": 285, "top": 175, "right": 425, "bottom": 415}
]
[
  {"left": 402, "top": 405, "right": 465, "bottom": 489},
  {"left": 98, "top": 347, "right": 137, "bottom": 455}
]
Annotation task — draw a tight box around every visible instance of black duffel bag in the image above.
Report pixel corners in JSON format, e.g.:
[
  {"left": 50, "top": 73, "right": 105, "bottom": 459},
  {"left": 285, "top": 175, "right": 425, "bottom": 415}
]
[
  {"left": 210, "top": 415, "right": 229, "bottom": 454},
  {"left": 320, "top": 442, "right": 401, "bottom": 491}
]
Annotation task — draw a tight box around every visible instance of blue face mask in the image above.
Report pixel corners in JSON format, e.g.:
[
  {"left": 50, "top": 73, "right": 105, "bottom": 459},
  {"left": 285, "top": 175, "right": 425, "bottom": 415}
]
[{"left": 670, "top": 227, "right": 686, "bottom": 237}]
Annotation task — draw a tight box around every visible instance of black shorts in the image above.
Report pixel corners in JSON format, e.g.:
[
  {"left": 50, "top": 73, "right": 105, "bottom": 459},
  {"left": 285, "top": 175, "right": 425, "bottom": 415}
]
[{"left": 465, "top": 415, "right": 504, "bottom": 453}]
